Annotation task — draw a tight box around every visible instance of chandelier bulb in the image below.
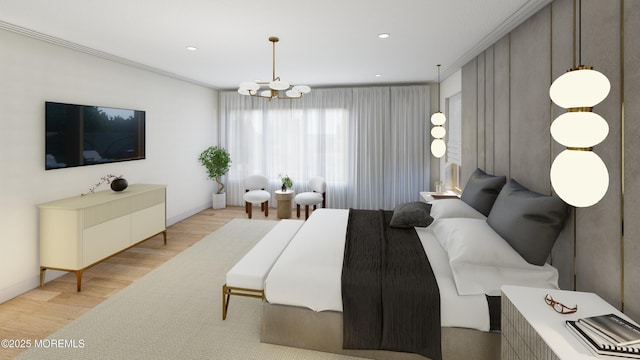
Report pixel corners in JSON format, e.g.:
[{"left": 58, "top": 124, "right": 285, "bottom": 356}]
[
  {"left": 431, "top": 139, "right": 446, "bottom": 158},
  {"left": 550, "top": 150, "right": 608, "bottom": 207},
  {"left": 431, "top": 126, "right": 446, "bottom": 139},
  {"left": 549, "top": 67, "right": 610, "bottom": 108}
]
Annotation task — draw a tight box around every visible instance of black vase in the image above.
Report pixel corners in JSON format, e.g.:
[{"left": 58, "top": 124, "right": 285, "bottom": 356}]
[
  {"left": 281, "top": 185, "right": 286, "bottom": 192},
  {"left": 110, "top": 178, "right": 128, "bottom": 192}
]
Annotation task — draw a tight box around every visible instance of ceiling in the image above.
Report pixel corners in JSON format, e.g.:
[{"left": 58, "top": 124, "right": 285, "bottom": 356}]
[{"left": 0, "top": 0, "right": 551, "bottom": 90}]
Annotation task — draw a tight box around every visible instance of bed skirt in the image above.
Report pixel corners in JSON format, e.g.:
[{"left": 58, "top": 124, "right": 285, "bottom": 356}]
[{"left": 261, "top": 302, "right": 500, "bottom": 360}]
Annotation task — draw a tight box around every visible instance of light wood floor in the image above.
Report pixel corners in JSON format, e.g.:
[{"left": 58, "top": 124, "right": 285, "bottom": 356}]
[{"left": 0, "top": 205, "right": 295, "bottom": 360}]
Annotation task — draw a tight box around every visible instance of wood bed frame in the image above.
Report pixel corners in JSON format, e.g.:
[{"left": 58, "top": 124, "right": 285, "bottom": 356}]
[{"left": 261, "top": 302, "right": 501, "bottom": 360}]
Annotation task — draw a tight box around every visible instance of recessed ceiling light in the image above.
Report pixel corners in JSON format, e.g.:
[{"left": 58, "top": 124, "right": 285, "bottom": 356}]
[
  {"left": 186, "top": 46, "right": 198, "bottom": 51},
  {"left": 378, "top": 33, "right": 390, "bottom": 39},
  {"left": 375, "top": 74, "right": 382, "bottom": 77}
]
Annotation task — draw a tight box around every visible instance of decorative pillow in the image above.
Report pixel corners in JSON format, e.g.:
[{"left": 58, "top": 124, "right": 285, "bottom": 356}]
[
  {"left": 389, "top": 202, "right": 433, "bottom": 228},
  {"left": 429, "top": 198, "right": 486, "bottom": 220},
  {"left": 431, "top": 218, "right": 559, "bottom": 295},
  {"left": 460, "top": 168, "right": 506, "bottom": 216},
  {"left": 486, "top": 179, "right": 571, "bottom": 266}
]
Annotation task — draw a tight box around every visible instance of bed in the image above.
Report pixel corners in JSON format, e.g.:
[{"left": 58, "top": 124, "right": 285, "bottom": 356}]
[{"left": 262, "top": 169, "right": 571, "bottom": 360}]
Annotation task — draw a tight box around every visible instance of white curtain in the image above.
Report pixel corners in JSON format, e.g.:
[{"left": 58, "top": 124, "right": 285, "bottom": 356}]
[{"left": 219, "top": 85, "right": 430, "bottom": 210}]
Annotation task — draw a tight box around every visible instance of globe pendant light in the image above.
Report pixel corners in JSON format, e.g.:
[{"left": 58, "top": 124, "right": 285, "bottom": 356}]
[
  {"left": 549, "top": 0, "right": 610, "bottom": 207},
  {"left": 431, "top": 139, "right": 446, "bottom": 158},
  {"left": 551, "top": 149, "right": 608, "bottom": 208},
  {"left": 431, "top": 64, "right": 446, "bottom": 158}
]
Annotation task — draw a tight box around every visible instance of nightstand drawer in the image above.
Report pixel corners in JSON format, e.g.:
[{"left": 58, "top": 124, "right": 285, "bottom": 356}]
[{"left": 502, "top": 294, "right": 560, "bottom": 360}]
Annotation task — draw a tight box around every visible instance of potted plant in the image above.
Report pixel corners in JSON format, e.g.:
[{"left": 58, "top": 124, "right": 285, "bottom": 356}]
[
  {"left": 279, "top": 174, "right": 293, "bottom": 191},
  {"left": 198, "top": 146, "right": 231, "bottom": 209}
]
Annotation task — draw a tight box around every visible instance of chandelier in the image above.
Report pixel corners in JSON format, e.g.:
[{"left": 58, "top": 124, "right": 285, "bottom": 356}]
[
  {"left": 548, "top": 0, "right": 610, "bottom": 207},
  {"left": 238, "top": 37, "right": 311, "bottom": 100},
  {"left": 431, "top": 64, "right": 446, "bottom": 158}
]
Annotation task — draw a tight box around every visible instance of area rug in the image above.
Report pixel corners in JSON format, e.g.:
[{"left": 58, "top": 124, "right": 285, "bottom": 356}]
[{"left": 16, "top": 219, "right": 364, "bottom": 360}]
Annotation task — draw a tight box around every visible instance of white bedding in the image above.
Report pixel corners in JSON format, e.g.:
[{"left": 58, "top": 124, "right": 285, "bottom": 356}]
[
  {"left": 264, "top": 208, "right": 494, "bottom": 331},
  {"left": 265, "top": 207, "right": 560, "bottom": 332},
  {"left": 431, "top": 218, "right": 559, "bottom": 296},
  {"left": 264, "top": 208, "right": 349, "bottom": 312}
]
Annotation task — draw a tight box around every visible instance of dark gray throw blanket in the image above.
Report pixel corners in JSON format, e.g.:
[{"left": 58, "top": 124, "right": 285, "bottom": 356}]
[{"left": 342, "top": 209, "right": 441, "bottom": 360}]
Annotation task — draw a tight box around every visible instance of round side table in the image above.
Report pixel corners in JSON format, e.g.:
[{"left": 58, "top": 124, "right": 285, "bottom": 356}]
[{"left": 274, "top": 190, "right": 295, "bottom": 219}]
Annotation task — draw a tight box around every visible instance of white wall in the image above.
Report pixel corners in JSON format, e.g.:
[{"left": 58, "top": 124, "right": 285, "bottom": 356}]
[
  {"left": 0, "top": 28, "right": 219, "bottom": 303},
  {"left": 441, "top": 69, "right": 462, "bottom": 110}
]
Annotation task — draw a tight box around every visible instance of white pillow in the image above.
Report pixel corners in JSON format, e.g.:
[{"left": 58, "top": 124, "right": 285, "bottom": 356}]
[
  {"left": 431, "top": 218, "right": 559, "bottom": 296},
  {"left": 429, "top": 199, "right": 486, "bottom": 220}
]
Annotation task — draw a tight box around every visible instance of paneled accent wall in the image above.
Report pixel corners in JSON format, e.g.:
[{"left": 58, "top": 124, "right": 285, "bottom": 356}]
[
  {"left": 623, "top": 0, "right": 640, "bottom": 325},
  {"left": 460, "top": 0, "right": 640, "bottom": 321}
]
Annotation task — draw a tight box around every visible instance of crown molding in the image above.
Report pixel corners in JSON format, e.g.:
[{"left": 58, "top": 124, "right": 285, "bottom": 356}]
[
  {"left": 442, "top": 0, "right": 553, "bottom": 80},
  {"left": 0, "top": 20, "right": 216, "bottom": 89}
]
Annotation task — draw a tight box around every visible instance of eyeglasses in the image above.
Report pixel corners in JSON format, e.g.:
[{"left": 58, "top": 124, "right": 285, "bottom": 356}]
[{"left": 545, "top": 294, "right": 578, "bottom": 314}]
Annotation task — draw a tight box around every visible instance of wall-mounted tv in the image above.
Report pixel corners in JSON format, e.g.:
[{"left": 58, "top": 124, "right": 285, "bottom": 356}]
[{"left": 45, "top": 101, "right": 145, "bottom": 170}]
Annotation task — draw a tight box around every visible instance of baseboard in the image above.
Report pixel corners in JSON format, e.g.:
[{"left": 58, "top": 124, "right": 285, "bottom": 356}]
[
  {"left": 166, "top": 203, "right": 210, "bottom": 226},
  {"left": 0, "top": 270, "right": 66, "bottom": 304}
]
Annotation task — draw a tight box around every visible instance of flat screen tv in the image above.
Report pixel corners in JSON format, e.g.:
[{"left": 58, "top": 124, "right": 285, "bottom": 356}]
[{"left": 45, "top": 101, "right": 145, "bottom": 170}]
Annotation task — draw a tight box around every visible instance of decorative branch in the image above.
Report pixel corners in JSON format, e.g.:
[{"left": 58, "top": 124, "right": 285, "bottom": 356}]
[{"left": 81, "top": 174, "right": 123, "bottom": 196}]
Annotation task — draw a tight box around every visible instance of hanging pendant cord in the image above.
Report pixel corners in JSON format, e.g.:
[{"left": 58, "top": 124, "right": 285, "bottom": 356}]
[
  {"left": 578, "top": 0, "right": 582, "bottom": 66},
  {"left": 268, "top": 36, "right": 279, "bottom": 81},
  {"left": 437, "top": 64, "right": 441, "bottom": 112},
  {"left": 272, "top": 39, "right": 276, "bottom": 81}
]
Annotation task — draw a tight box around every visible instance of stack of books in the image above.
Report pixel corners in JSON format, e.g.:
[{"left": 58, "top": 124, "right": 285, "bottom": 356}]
[{"left": 566, "top": 313, "right": 640, "bottom": 358}]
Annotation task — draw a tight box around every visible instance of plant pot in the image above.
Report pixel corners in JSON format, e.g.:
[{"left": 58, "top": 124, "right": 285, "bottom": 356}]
[{"left": 212, "top": 193, "right": 226, "bottom": 209}]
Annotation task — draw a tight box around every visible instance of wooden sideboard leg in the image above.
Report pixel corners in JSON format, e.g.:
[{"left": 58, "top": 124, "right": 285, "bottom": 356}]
[
  {"left": 40, "top": 268, "right": 46, "bottom": 287},
  {"left": 163, "top": 230, "right": 167, "bottom": 245},
  {"left": 75, "top": 270, "right": 84, "bottom": 292}
]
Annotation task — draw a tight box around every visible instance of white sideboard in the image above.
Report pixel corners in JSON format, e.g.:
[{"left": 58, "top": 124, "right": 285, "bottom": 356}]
[{"left": 38, "top": 184, "right": 167, "bottom": 291}]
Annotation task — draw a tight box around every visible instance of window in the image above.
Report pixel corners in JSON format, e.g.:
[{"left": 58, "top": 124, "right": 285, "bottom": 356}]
[
  {"left": 220, "top": 85, "right": 430, "bottom": 209},
  {"left": 226, "top": 107, "right": 349, "bottom": 185},
  {"left": 445, "top": 92, "right": 462, "bottom": 192}
]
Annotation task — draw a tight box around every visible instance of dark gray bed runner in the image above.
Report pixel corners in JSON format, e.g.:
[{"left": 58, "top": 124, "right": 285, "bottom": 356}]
[{"left": 342, "top": 209, "right": 441, "bottom": 360}]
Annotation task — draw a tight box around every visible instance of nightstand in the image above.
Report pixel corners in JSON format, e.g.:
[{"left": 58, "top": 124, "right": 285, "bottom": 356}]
[
  {"left": 501, "top": 285, "right": 637, "bottom": 360},
  {"left": 419, "top": 191, "right": 460, "bottom": 203}
]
